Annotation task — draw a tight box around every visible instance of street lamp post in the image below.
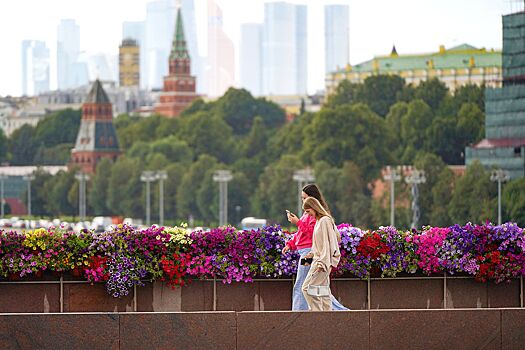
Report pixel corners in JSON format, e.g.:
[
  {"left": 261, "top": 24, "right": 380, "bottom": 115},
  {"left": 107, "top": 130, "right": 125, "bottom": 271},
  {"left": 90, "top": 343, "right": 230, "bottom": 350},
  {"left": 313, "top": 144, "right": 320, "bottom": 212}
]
[
  {"left": 490, "top": 169, "right": 510, "bottom": 225},
  {"left": 75, "top": 172, "right": 90, "bottom": 221},
  {"left": 140, "top": 171, "right": 157, "bottom": 227},
  {"left": 213, "top": 170, "right": 233, "bottom": 226},
  {"left": 405, "top": 169, "right": 427, "bottom": 229},
  {"left": 292, "top": 168, "right": 315, "bottom": 216},
  {"left": 0, "top": 174, "right": 7, "bottom": 218},
  {"left": 22, "top": 174, "right": 35, "bottom": 217},
  {"left": 156, "top": 171, "right": 168, "bottom": 226},
  {"left": 383, "top": 166, "right": 401, "bottom": 227}
]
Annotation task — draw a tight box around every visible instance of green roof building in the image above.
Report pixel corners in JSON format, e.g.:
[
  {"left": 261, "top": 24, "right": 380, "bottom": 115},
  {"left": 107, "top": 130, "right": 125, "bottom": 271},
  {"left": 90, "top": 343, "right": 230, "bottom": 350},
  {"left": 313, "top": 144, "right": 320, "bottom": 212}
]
[
  {"left": 465, "top": 11, "right": 525, "bottom": 179},
  {"left": 326, "top": 44, "right": 501, "bottom": 95}
]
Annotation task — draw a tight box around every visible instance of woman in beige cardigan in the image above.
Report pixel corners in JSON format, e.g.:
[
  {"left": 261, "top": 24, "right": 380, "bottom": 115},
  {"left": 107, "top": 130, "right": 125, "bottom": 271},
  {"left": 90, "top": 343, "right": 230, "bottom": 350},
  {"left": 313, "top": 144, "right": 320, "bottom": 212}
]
[{"left": 301, "top": 197, "right": 342, "bottom": 311}]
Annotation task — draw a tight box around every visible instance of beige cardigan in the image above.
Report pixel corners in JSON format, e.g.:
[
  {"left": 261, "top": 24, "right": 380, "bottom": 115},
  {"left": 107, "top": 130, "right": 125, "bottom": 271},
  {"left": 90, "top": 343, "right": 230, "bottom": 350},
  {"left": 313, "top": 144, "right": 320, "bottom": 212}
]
[{"left": 311, "top": 216, "right": 341, "bottom": 272}]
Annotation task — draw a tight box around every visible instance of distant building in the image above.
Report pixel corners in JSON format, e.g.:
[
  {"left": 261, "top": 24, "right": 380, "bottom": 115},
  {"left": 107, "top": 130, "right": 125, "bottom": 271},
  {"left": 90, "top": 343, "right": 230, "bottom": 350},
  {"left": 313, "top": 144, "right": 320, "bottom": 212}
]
[
  {"left": 155, "top": 8, "right": 198, "bottom": 118},
  {"left": 21, "top": 40, "right": 50, "bottom": 96},
  {"left": 57, "top": 19, "right": 88, "bottom": 90},
  {"left": 240, "top": 24, "right": 263, "bottom": 96},
  {"left": 143, "top": 0, "right": 201, "bottom": 91},
  {"left": 123, "top": 21, "right": 146, "bottom": 89},
  {"left": 119, "top": 39, "right": 140, "bottom": 87},
  {"left": 325, "top": 5, "right": 349, "bottom": 77},
  {"left": 262, "top": 2, "right": 307, "bottom": 95},
  {"left": 38, "top": 81, "right": 150, "bottom": 117},
  {"left": 326, "top": 44, "right": 501, "bottom": 95},
  {"left": 207, "top": 0, "right": 235, "bottom": 97},
  {"left": 466, "top": 12, "right": 525, "bottom": 179},
  {"left": 70, "top": 80, "right": 121, "bottom": 174}
]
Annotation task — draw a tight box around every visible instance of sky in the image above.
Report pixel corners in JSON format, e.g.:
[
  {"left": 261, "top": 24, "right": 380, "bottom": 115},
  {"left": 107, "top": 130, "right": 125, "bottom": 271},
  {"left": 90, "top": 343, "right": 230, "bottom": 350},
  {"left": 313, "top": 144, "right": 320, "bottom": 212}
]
[{"left": 0, "top": 0, "right": 516, "bottom": 96}]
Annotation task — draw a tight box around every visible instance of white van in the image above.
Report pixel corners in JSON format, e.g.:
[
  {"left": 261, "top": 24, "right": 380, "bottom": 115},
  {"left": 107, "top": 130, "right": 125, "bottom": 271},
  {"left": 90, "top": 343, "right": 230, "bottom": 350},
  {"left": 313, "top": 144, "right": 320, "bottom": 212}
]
[{"left": 241, "top": 217, "right": 267, "bottom": 230}]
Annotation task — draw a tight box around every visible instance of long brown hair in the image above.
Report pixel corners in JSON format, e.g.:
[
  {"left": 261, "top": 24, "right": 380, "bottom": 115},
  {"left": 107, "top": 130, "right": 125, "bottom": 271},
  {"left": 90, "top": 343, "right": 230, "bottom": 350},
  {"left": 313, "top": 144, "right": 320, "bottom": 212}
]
[
  {"left": 302, "top": 183, "right": 330, "bottom": 214},
  {"left": 303, "top": 197, "right": 332, "bottom": 221}
]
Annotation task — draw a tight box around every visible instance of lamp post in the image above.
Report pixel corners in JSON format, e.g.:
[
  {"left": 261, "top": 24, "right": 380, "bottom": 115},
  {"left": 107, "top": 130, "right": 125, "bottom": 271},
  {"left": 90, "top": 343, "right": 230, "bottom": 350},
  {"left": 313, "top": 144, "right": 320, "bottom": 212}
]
[
  {"left": 75, "top": 172, "right": 90, "bottom": 221},
  {"left": 490, "top": 169, "right": 510, "bottom": 225},
  {"left": 213, "top": 170, "right": 233, "bottom": 226},
  {"left": 292, "top": 168, "right": 315, "bottom": 215},
  {"left": 140, "top": 171, "right": 157, "bottom": 227},
  {"left": 22, "top": 174, "right": 35, "bottom": 217},
  {"left": 156, "top": 170, "right": 168, "bottom": 226},
  {"left": 0, "top": 174, "right": 6, "bottom": 218},
  {"left": 383, "top": 166, "right": 401, "bottom": 227},
  {"left": 405, "top": 168, "right": 426, "bottom": 229}
]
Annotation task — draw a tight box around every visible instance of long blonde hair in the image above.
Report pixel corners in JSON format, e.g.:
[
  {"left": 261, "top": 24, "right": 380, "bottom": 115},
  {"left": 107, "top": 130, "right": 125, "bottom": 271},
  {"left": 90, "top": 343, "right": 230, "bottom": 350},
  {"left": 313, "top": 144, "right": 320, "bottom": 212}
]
[{"left": 303, "top": 197, "right": 332, "bottom": 221}]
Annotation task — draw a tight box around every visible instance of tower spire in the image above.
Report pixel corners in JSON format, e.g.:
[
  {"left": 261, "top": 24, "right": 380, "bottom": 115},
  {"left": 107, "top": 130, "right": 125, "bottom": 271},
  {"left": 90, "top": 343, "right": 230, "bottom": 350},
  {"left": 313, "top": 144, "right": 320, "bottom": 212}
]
[{"left": 170, "top": 8, "right": 190, "bottom": 60}]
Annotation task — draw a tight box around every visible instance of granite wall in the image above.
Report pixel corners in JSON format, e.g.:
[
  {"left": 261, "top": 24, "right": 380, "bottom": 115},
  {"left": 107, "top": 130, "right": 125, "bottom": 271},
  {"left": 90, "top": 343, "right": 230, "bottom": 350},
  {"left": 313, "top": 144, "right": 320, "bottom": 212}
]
[
  {"left": 0, "top": 277, "right": 522, "bottom": 313},
  {"left": 0, "top": 309, "right": 524, "bottom": 349}
]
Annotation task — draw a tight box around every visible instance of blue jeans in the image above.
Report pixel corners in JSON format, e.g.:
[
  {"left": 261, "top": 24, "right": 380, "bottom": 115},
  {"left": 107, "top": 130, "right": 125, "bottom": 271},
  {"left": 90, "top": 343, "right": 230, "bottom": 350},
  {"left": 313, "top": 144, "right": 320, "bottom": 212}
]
[{"left": 292, "top": 248, "right": 349, "bottom": 311}]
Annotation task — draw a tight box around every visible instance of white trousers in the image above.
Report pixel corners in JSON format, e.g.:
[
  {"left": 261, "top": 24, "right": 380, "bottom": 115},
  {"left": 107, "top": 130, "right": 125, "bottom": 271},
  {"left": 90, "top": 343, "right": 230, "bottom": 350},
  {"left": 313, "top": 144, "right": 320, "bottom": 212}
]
[{"left": 302, "top": 266, "right": 332, "bottom": 311}]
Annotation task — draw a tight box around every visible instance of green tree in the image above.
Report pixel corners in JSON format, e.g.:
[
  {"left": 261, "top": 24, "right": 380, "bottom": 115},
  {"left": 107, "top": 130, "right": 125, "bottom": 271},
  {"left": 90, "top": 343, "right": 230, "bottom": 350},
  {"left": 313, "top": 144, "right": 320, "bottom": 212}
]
[
  {"left": 88, "top": 158, "right": 113, "bottom": 216},
  {"left": 502, "top": 178, "right": 525, "bottom": 226},
  {"left": 448, "top": 161, "right": 496, "bottom": 224},
  {"left": 33, "top": 109, "right": 81, "bottom": 147},
  {"left": 176, "top": 154, "right": 219, "bottom": 220},
  {"left": 316, "top": 161, "right": 371, "bottom": 227},
  {"left": 251, "top": 154, "right": 303, "bottom": 223},
  {"left": 214, "top": 88, "right": 285, "bottom": 135},
  {"left": 178, "top": 111, "right": 237, "bottom": 163},
  {"left": 400, "top": 99, "right": 434, "bottom": 162},
  {"left": 414, "top": 78, "right": 449, "bottom": 111},
  {"left": 356, "top": 75, "right": 406, "bottom": 117},
  {"left": 107, "top": 156, "right": 143, "bottom": 216},
  {"left": 43, "top": 170, "right": 76, "bottom": 216},
  {"left": 30, "top": 169, "right": 54, "bottom": 216},
  {"left": 304, "top": 103, "right": 394, "bottom": 181},
  {"left": 413, "top": 152, "right": 447, "bottom": 226},
  {"left": 430, "top": 167, "right": 455, "bottom": 226},
  {"left": 8, "top": 125, "right": 37, "bottom": 165},
  {"left": 0, "top": 129, "right": 8, "bottom": 163},
  {"left": 324, "top": 79, "right": 360, "bottom": 108}
]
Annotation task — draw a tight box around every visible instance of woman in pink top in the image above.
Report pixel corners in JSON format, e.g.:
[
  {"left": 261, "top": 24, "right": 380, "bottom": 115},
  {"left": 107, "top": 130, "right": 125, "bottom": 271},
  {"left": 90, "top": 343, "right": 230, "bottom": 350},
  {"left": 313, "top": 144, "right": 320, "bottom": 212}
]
[{"left": 282, "top": 184, "right": 347, "bottom": 311}]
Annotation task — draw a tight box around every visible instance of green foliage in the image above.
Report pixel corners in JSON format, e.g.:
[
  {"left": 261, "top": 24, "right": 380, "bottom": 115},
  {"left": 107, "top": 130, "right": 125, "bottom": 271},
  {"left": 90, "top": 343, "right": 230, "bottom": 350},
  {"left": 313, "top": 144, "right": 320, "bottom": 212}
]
[
  {"left": 414, "top": 78, "right": 449, "bottom": 111},
  {"left": 502, "top": 178, "right": 525, "bottom": 226},
  {"left": 214, "top": 88, "right": 285, "bottom": 135},
  {"left": 304, "top": 103, "right": 394, "bottom": 181},
  {"left": 8, "top": 125, "right": 37, "bottom": 165},
  {"left": 88, "top": 158, "right": 113, "bottom": 216},
  {"left": 357, "top": 75, "right": 406, "bottom": 117},
  {"left": 448, "top": 161, "right": 496, "bottom": 224}
]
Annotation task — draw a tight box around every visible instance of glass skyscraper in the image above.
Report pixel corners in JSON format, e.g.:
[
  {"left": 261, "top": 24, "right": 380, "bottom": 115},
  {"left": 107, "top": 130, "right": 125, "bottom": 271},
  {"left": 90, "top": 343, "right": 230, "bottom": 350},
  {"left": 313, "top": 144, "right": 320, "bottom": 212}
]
[
  {"left": 57, "top": 19, "right": 87, "bottom": 90},
  {"left": 324, "top": 4, "right": 349, "bottom": 75},
  {"left": 262, "top": 2, "right": 307, "bottom": 96},
  {"left": 21, "top": 40, "right": 50, "bottom": 96},
  {"left": 240, "top": 23, "right": 263, "bottom": 96}
]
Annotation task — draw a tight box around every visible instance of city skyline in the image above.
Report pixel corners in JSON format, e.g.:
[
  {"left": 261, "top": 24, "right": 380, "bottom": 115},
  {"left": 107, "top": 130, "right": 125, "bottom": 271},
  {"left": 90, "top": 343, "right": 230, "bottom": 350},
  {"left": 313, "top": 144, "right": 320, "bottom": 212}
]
[{"left": 0, "top": 0, "right": 512, "bottom": 97}]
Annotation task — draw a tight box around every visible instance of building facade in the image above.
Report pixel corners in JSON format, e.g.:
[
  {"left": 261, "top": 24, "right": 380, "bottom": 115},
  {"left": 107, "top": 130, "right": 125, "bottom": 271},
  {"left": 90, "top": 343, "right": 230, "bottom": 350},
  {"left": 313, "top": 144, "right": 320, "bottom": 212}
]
[
  {"left": 21, "top": 40, "right": 50, "bottom": 96},
  {"left": 324, "top": 5, "right": 349, "bottom": 77},
  {"left": 119, "top": 39, "right": 140, "bottom": 87},
  {"left": 240, "top": 24, "right": 263, "bottom": 96},
  {"left": 57, "top": 19, "right": 88, "bottom": 90},
  {"left": 207, "top": 0, "right": 235, "bottom": 97},
  {"left": 466, "top": 12, "right": 525, "bottom": 179},
  {"left": 326, "top": 44, "right": 501, "bottom": 95},
  {"left": 262, "top": 2, "right": 307, "bottom": 96},
  {"left": 154, "top": 9, "right": 198, "bottom": 117},
  {"left": 70, "top": 80, "right": 121, "bottom": 174}
]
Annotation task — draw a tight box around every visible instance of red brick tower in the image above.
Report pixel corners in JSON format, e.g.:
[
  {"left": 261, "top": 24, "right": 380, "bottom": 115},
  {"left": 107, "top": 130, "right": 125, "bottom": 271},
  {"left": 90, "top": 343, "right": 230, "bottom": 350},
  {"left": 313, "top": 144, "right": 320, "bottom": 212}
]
[
  {"left": 154, "top": 8, "right": 198, "bottom": 118},
  {"left": 69, "top": 80, "right": 121, "bottom": 174}
]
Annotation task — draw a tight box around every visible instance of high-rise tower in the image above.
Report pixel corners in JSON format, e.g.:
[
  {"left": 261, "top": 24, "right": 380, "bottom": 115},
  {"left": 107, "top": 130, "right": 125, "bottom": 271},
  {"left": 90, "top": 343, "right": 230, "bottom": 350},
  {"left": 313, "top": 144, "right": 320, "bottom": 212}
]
[
  {"left": 70, "top": 80, "right": 121, "bottom": 174},
  {"left": 154, "top": 8, "right": 198, "bottom": 117}
]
